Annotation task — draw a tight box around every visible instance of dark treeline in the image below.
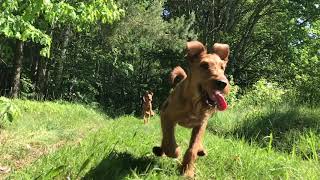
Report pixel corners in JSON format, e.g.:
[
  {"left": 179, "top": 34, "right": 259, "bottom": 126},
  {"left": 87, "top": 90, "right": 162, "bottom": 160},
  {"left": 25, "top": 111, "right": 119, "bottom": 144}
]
[{"left": 0, "top": 0, "right": 319, "bottom": 115}]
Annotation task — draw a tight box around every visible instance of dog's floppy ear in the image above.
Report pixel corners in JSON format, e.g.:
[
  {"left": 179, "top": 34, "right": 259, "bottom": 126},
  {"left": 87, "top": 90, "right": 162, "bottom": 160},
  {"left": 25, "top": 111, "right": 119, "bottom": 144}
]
[
  {"left": 186, "top": 41, "right": 206, "bottom": 60},
  {"left": 213, "top": 43, "right": 230, "bottom": 61}
]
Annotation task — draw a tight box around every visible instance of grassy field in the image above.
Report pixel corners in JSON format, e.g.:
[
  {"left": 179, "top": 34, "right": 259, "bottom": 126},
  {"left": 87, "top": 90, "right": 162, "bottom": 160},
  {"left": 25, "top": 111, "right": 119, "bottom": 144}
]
[
  {"left": 1, "top": 99, "right": 320, "bottom": 179},
  {"left": 0, "top": 100, "right": 108, "bottom": 179}
]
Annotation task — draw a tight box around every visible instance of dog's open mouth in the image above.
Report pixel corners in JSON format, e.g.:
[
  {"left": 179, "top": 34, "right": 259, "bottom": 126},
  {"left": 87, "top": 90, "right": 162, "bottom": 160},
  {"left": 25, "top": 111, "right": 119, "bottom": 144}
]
[{"left": 205, "top": 91, "right": 228, "bottom": 111}]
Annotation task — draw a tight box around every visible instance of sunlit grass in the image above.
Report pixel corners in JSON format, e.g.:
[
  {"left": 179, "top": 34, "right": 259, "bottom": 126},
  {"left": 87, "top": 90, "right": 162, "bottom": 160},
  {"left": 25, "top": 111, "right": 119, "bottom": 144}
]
[
  {"left": 209, "top": 104, "right": 320, "bottom": 162},
  {"left": 9, "top": 113, "right": 320, "bottom": 179},
  {"left": 0, "top": 99, "right": 108, "bottom": 178},
  {"left": 2, "top": 99, "right": 320, "bottom": 179}
]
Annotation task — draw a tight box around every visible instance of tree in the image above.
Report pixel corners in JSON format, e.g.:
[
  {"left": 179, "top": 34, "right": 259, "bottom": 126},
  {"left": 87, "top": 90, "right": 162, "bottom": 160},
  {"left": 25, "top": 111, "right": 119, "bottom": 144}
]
[
  {"left": 0, "top": 0, "right": 123, "bottom": 98},
  {"left": 165, "top": 0, "right": 319, "bottom": 90},
  {"left": 59, "top": 0, "right": 196, "bottom": 114}
]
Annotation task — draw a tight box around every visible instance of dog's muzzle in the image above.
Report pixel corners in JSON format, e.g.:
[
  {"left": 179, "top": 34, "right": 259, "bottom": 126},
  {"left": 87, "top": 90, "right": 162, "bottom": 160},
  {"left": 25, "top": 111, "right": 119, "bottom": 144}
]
[
  {"left": 214, "top": 79, "right": 228, "bottom": 91},
  {"left": 201, "top": 86, "right": 228, "bottom": 111}
]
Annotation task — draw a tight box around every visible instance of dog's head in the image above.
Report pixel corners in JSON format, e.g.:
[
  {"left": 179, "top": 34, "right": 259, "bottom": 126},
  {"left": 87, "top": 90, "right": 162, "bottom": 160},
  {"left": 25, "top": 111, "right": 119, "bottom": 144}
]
[
  {"left": 143, "top": 91, "right": 154, "bottom": 102},
  {"left": 186, "top": 41, "right": 230, "bottom": 111}
]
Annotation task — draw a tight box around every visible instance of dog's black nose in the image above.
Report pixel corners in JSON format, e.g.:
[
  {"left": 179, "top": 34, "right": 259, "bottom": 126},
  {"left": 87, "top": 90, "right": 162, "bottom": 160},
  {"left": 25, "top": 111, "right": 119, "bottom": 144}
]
[{"left": 214, "top": 79, "right": 227, "bottom": 90}]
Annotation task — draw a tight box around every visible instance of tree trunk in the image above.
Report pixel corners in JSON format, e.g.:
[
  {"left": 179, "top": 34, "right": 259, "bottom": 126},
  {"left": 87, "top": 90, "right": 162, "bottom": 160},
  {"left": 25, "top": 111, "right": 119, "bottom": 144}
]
[
  {"left": 10, "top": 40, "right": 24, "bottom": 98},
  {"left": 30, "top": 46, "right": 39, "bottom": 92},
  {"left": 231, "top": 0, "right": 272, "bottom": 82},
  {"left": 36, "top": 56, "right": 48, "bottom": 99},
  {"left": 54, "top": 26, "right": 71, "bottom": 98}
]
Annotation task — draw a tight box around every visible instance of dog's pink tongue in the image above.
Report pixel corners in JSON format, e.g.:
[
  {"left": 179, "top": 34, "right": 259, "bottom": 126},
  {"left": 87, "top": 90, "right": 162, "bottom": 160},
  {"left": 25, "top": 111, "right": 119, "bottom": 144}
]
[{"left": 213, "top": 92, "right": 228, "bottom": 111}]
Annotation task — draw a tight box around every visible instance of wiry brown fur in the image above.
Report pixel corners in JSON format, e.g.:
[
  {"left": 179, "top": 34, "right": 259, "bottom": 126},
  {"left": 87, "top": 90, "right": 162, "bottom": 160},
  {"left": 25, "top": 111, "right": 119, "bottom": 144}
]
[
  {"left": 142, "top": 91, "right": 155, "bottom": 124},
  {"left": 153, "top": 41, "right": 231, "bottom": 178}
]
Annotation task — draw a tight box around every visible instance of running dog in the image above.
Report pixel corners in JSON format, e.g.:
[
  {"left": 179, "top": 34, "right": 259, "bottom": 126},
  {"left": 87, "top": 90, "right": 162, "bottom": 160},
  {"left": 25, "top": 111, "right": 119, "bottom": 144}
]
[
  {"left": 153, "top": 41, "right": 230, "bottom": 177},
  {"left": 142, "top": 91, "right": 155, "bottom": 124}
]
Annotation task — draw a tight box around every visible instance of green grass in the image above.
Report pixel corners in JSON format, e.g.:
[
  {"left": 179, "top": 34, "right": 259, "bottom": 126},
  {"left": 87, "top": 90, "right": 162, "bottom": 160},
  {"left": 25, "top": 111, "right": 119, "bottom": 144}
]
[
  {"left": 2, "top": 99, "right": 320, "bottom": 179},
  {"left": 208, "top": 104, "right": 320, "bottom": 160},
  {"left": 0, "top": 99, "right": 108, "bottom": 178}
]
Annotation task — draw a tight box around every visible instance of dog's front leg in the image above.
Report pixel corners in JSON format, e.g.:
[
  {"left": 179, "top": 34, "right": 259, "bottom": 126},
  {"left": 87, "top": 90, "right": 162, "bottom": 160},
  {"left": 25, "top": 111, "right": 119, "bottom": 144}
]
[
  {"left": 161, "top": 119, "right": 181, "bottom": 158},
  {"left": 181, "top": 120, "right": 208, "bottom": 178},
  {"left": 153, "top": 118, "right": 180, "bottom": 158},
  {"left": 143, "top": 114, "right": 147, "bottom": 124}
]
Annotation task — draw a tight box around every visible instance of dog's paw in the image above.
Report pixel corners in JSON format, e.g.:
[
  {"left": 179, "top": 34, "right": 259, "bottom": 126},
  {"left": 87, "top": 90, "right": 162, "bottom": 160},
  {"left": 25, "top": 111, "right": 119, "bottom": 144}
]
[
  {"left": 197, "top": 149, "right": 206, "bottom": 157},
  {"left": 164, "top": 146, "right": 180, "bottom": 158},
  {"left": 181, "top": 164, "right": 195, "bottom": 179},
  {"left": 152, "top": 146, "right": 164, "bottom": 156}
]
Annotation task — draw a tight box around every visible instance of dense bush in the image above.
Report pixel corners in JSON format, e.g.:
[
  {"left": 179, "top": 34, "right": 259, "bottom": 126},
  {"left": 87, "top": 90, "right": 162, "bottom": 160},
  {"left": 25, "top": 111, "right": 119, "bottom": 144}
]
[
  {"left": 290, "top": 45, "right": 320, "bottom": 105},
  {"left": 236, "top": 79, "right": 287, "bottom": 108}
]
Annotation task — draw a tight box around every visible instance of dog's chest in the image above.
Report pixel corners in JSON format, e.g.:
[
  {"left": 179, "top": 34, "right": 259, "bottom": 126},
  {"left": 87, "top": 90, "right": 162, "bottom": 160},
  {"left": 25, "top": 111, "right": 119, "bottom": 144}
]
[
  {"left": 143, "top": 102, "right": 152, "bottom": 109},
  {"left": 175, "top": 103, "right": 213, "bottom": 128},
  {"left": 162, "top": 91, "right": 216, "bottom": 128},
  {"left": 177, "top": 114, "right": 206, "bottom": 127}
]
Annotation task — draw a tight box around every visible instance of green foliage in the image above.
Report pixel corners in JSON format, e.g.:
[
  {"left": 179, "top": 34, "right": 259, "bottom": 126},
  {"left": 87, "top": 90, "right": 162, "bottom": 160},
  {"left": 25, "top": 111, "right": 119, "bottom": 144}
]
[
  {"left": 1, "top": 0, "right": 319, "bottom": 112},
  {"left": 61, "top": 78, "right": 99, "bottom": 104},
  {"left": 0, "top": 97, "right": 20, "bottom": 126},
  {"left": 164, "top": 0, "right": 319, "bottom": 102},
  {"left": 49, "top": 0, "right": 196, "bottom": 114},
  {"left": 0, "top": 13, "right": 52, "bottom": 56},
  {"left": 100, "top": 0, "right": 196, "bottom": 113},
  {"left": 0, "top": 0, "right": 123, "bottom": 57},
  {"left": 237, "top": 79, "right": 286, "bottom": 107},
  {"left": 20, "top": 76, "right": 35, "bottom": 99},
  {"left": 288, "top": 20, "right": 320, "bottom": 105},
  {"left": 225, "top": 76, "right": 239, "bottom": 106}
]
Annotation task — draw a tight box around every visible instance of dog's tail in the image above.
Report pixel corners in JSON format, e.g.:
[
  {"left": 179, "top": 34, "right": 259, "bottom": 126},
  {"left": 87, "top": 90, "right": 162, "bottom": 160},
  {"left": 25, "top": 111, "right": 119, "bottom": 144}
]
[{"left": 170, "top": 66, "right": 187, "bottom": 86}]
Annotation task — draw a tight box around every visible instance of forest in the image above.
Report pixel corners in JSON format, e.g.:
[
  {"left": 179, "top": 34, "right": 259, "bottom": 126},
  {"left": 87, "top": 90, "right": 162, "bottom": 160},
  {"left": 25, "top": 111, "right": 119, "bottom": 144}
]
[{"left": 0, "top": 0, "right": 318, "bottom": 114}]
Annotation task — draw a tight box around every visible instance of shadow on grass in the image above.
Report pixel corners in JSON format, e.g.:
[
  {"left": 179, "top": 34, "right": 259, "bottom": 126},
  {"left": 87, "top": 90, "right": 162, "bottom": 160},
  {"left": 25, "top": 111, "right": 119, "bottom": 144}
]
[
  {"left": 233, "top": 108, "right": 319, "bottom": 137},
  {"left": 83, "top": 151, "right": 157, "bottom": 180},
  {"left": 228, "top": 106, "right": 320, "bottom": 155}
]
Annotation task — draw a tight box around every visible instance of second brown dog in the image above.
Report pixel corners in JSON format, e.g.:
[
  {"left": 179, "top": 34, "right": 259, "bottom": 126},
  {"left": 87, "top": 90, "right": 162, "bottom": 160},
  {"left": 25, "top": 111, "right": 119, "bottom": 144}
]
[{"left": 142, "top": 91, "right": 155, "bottom": 124}]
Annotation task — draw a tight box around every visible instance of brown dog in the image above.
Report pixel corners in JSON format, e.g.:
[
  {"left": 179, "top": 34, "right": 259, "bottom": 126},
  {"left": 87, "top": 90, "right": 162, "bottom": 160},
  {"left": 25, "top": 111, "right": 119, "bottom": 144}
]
[
  {"left": 142, "top": 91, "right": 155, "bottom": 124},
  {"left": 153, "top": 41, "right": 230, "bottom": 177}
]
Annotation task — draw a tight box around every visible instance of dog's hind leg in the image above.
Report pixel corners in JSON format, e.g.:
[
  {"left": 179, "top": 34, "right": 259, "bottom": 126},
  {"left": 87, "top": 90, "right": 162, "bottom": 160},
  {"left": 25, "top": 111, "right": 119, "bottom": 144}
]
[
  {"left": 181, "top": 120, "right": 208, "bottom": 178},
  {"left": 143, "top": 114, "right": 148, "bottom": 124},
  {"left": 146, "top": 113, "right": 150, "bottom": 123}
]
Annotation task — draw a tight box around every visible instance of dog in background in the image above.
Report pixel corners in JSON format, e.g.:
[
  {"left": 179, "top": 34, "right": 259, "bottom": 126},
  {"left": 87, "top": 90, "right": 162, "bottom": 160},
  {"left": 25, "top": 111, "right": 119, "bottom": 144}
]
[
  {"left": 152, "top": 41, "right": 230, "bottom": 177},
  {"left": 142, "top": 90, "right": 155, "bottom": 124}
]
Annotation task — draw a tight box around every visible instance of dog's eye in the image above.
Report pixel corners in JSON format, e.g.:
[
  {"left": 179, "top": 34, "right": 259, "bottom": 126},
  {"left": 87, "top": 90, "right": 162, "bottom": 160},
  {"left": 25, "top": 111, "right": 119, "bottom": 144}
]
[{"left": 200, "top": 62, "right": 209, "bottom": 69}]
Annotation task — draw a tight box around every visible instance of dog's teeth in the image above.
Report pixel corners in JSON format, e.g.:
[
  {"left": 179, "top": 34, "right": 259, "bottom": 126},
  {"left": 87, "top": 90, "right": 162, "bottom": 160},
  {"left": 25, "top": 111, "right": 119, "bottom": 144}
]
[{"left": 205, "top": 99, "right": 213, "bottom": 106}]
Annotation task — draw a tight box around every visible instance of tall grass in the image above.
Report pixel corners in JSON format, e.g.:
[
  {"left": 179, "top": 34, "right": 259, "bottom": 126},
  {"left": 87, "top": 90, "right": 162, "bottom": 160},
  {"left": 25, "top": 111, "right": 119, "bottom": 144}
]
[
  {"left": 2, "top": 79, "right": 320, "bottom": 179},
  {"left": 208, "top": 79, "right": 320, "bottom": 162},
  {"left": 0, "top": 99, "right": 108, "bottom": 178},
  {"left": 9, "top": 115, "right": 320, "bottom": 179}
]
